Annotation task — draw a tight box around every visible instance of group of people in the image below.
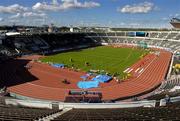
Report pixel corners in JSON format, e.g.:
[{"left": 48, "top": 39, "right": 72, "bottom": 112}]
[{"left": 62, "top": 79, "right": 70, "bottom": 84}]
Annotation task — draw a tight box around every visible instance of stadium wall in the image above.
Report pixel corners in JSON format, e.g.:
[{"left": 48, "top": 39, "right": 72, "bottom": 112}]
[
  {"left": 58, "top": 101, "right": 156, "bottom": 109},
  {"left": 5, "top": 98, "right": 156, "bottom": 109},
  {"left": 9, "top": 92, "right": 63, "bottom": 103},
  {"left": 5, "top": 98, "right": 53, "bottom": 109},
  {"left": 160, "top": 95, "right": 180, "bottom": 106}
]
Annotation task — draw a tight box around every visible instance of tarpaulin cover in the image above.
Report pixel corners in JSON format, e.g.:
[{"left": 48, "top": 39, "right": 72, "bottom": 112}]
[
  {"left": 92, "top": 75, "right": 112, "bottom": 83},
  {"left": 77, "top": 75, "right": 112, "bottom": 89},
  {"left": 77, "top": 81, "right": 99, "bottom": 89}
]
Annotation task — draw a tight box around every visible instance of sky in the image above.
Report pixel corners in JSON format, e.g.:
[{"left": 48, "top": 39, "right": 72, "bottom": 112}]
[{"left": 0, "top": 0, "right": 179, "bottom": 28}]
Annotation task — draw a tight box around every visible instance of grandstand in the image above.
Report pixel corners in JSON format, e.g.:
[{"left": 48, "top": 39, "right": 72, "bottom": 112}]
[
  {"left": 1, "top": 30, "right": 180, "bottom": 120},
  {"left": 0, "top": 97, "right": 179, "bottom": 120},
  {"left": 52, "top": 103, "right": 180, "bottom": 121}
]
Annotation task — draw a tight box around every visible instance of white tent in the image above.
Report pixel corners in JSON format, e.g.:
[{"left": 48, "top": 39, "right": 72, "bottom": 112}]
[{"left": 6, "top": 32, "right": 20, "bottom": 36}]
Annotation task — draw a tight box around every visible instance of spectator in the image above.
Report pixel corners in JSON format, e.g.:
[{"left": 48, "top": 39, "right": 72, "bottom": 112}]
[{"left": 165, "top": 94, "right": 171, "bottom": 104}]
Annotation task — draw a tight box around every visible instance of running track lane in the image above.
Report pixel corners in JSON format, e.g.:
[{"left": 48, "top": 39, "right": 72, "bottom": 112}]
[{"left": 8, "top": 50, "right": 172, "bottom": 101}]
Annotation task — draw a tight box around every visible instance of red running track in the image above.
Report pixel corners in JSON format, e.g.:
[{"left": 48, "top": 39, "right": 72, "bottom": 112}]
[{"left": 8, "top": 50, "right": 172, "bottom": 101}]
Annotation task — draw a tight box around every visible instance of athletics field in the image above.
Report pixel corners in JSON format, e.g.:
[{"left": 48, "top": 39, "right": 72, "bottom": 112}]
[{"left": 41, "top": 46, "right": 148, "bottom": 78}]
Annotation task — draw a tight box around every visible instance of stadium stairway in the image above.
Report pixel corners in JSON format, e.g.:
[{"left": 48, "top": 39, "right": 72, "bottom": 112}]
[
  {"left": 0, "top": 97, "right": 67, "bottom": 121},
  {"left": 38, "top": 108, "right": 72, "bottom": 121}
]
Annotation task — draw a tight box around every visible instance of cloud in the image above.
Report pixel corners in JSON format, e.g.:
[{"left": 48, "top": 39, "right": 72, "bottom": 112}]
[
  {"left": 52, "top": 0, "right": 59, "bottom": 5},
  {"left": 169, "top": 13, "right": 180, "bottom": 19},
  {"left": 10, "top": 12, "right": 47, "bottom": 19},
  {"left": 174, "top": 13, "right": 179, "bottom": 17},
  {"left": 0, "top": 4, "right": 28, "bottom": 14},
  {"left": 23, "top": 12, "right": 46, "bottom": 18},
  {"left": 129, "top": 23, "right": 140, "bottom": 26},
  {"left": 32, "top": 0, "right": 100, "bottom": 12},
  {"left": 10, "top": 13, "right": 22, "bottom": 19},
  {"left": 119, "top": 22, "right": 125, "bottom": 26},
  {"left": 0, "top": 18, "right": 4, "bottom": 22},
  {"left": 118, "top": 2, "right": 155, "bottom": 14}
]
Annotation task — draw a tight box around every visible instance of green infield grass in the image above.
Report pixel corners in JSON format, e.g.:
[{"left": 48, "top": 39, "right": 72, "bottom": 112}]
[{"left": 41, "top": 46, "right": 149, "bottom": 79}]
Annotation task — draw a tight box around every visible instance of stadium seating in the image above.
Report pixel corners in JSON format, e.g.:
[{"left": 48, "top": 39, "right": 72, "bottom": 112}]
[
  {"left": 150, "top": 32, "right": 159, "bottom": 38},
  {"left": 158, "top": 32, "right": 168, "bottom": 39},
  {"left": 107, "top": 32, "right": 116, "bottom": 36},
  {"left": 11, "top": 35, "right": 50, "bottom": 54},
  {"left": 0, "top": 45, "right": 17, "bottom": 56},
  {"left": 52, "top": 102, "right": 180, "bottom": 121},
  {"left": 96, "top": 33, "right": 107, "bottom": 37},
  {"left": 174, "top": 33, "right": 180, "bottom": 40},
  {"left": 86, "top": 31, "right": 180, "bottom": 52},
  {"left": 115, "top": 32, "right": 126, "bottom": 36},
  {"left": 1, "top": 31, "right": 180, "bottom": 120},
  {"left": 158, "top": 78, "right": 180, "bottom": 91},
  {"left": 0, "top": 98, "right": 60, "bottom": 121},
  {"left": 166, "top": 33, "right": 178, "bottom": 40},
  {"left": 3, "top": 31, "right": 180, "bottom": 55}
]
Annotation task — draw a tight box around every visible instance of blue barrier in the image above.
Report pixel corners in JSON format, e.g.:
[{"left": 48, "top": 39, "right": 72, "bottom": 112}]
[{"left": 51, "top": 63, "right": 65, "bottom": 68}]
